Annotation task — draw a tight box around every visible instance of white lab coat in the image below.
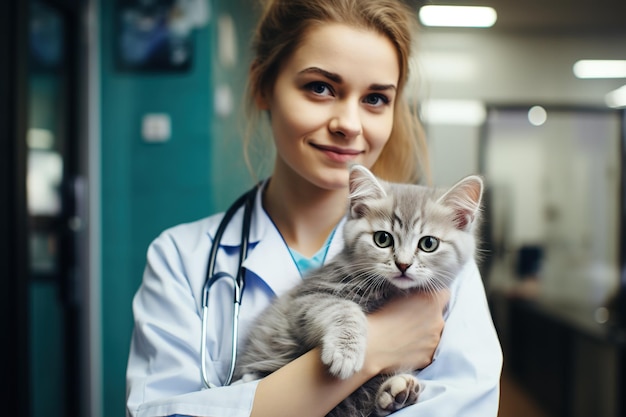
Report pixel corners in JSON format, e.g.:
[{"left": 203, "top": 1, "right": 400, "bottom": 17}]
[{"left": 126, "top": 185, "right": 503, "bottom": 417}]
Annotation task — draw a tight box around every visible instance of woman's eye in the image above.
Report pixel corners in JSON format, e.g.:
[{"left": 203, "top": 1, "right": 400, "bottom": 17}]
[
  {"left": 373, "top": 231, "right": 394, "bottom": 248},
  {"left": 418, "top": 236, "right": 439, "bottom": 253},
  {"left": 364, "top": 94, "right": 389, "bottom": 107},
  {"left": 306, "top": 82, "right": 332, "bottom": 96}
]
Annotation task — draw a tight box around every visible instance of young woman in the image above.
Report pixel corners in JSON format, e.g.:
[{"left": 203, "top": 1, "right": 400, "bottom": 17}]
[{"left": 125, "top": 0, "right": 502, "bottom": 416}]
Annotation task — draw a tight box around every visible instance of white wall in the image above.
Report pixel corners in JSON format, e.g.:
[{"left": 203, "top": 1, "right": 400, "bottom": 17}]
[{"left": 426, "top": 124, "right": 480, "bottom": 186}]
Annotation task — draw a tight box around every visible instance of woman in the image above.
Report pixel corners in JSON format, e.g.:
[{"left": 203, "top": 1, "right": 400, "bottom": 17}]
[{"left": 125, "top": 0, "right": 502, "bottom": 416}]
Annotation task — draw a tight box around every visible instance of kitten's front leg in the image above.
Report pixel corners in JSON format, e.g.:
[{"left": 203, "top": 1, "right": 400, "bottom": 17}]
[
  {"left": 375, "top": 374, "right": 421, "bottom": 416},
  {"left": 293, "top": 296, "right": 368, "bottom": 380},
  {"left": 320, "top": 300, "right": 368, "bottom": 379}
]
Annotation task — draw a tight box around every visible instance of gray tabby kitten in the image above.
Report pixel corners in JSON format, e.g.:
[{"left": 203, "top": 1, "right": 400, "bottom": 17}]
[{"left": 235, "top": 164, "right": 483, "bottom": 417}]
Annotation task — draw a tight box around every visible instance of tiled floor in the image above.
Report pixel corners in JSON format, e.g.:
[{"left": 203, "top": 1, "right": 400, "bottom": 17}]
[{"left": 499, "top": 370, "right": 552, "bottom": 417}]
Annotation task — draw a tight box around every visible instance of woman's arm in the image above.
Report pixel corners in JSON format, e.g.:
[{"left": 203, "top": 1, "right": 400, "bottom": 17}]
[
  {"left": 251, "top": 291, "right": 448, "bottom": 417},
  {"left": 251, "top": 349, "right": 372, "bottom": 417}
]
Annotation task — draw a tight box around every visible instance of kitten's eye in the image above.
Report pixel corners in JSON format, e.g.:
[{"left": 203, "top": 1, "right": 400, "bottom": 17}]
[
  {"left": 373, "top": 231, "right": 394, "bottom": 248},
  {"left": 418, "top": 236, "right": 439, "bottom": 252}
]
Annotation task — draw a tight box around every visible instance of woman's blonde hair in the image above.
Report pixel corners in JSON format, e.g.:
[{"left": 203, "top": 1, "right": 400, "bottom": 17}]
[{"left": 244, "top": 0, "right": 428, "bottom": 183}]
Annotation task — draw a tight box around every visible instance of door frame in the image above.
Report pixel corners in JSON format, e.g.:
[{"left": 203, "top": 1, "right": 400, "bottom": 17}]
[
  {"left": 0, "top": 0, "right": 98, "bottom": 415},
  {"left": 0, "top": 0, "right": 30, "bottom": 414}
]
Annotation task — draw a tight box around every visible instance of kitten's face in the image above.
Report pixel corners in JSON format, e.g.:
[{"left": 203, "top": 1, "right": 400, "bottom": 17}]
[{"left": 345, "top": 165, "right": 483, "bottom": 293}]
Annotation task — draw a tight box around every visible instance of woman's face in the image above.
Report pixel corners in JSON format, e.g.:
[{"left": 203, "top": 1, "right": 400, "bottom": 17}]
[{"left": 260, "top": 23, "right": 400, "bottom": 191}]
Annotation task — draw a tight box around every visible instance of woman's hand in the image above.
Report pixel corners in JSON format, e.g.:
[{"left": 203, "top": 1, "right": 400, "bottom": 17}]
[
  {"left": 251, "top": 290, "right": 449, "bottom": 417},
  {"left": 364, "top": 290, "right": 449, "bottom": 375}
]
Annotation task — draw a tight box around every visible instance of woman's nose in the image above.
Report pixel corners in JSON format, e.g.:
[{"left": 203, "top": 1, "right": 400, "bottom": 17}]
[{"left": 329, "top": 101, "right": 362, "bottom": 139}]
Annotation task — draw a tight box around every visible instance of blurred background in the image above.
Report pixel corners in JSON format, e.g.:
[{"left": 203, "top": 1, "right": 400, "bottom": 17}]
[{"left": 1, "top": 0, "right": 625, "bottom": 416}]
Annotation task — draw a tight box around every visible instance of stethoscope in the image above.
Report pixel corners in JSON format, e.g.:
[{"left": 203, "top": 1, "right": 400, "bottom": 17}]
[{"left": 201, "top": 185, "right": 258, "bottom": 388}]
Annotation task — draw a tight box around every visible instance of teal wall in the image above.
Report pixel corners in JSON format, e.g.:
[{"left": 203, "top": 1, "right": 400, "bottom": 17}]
[{"left": 99, "top": 1, "right": 258, "bottom": 415}]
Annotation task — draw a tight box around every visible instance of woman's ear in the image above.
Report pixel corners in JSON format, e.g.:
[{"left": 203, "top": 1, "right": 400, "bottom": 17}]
[
  {"left": 255, "top": 91, "right": 270, "bottom": 110},
  {"left": 250, "top": 60, "right": 270, "bottom": 110}
]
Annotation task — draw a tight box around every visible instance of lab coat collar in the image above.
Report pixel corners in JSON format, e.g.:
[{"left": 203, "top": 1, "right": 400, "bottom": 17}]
[
  {"left": 243, "top": 199, "right": 347, "bottom": 297},
  {"left": 209, "top": 181, "right": 347, "bottom": 297},
  {"left": 210, "top": 181, "right": 269, "bottom": 248}
]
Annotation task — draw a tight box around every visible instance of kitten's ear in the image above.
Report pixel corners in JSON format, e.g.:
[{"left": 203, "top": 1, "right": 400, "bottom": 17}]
[
  {"left": 348, "top": 164, "right": 386, "bottom": 218},
  {"left": 437, "top": 175, "right": 483, "bottom": 231}
]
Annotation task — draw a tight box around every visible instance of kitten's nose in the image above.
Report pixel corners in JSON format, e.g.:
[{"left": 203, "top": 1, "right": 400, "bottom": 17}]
[{"left": 395, "top": 262, "right": 411, "bottom": 273}]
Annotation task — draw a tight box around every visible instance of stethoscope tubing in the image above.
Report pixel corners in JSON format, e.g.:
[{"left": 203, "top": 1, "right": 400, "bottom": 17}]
[{"left": 201, "top": 185, "right": 257, "bottom": 388}]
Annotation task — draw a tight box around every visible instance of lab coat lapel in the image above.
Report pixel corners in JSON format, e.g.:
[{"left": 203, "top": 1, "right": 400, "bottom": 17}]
[
  {"left": 243, "top": 223, "right": 302, "bottom": 297},
  {"left": 240, "top": 184, "right": 302, "bottom": 297}
]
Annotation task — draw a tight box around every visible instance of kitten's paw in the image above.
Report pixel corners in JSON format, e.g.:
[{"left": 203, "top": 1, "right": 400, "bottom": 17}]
[
  {"left": 320, "top": 333, "right": 367, "bottom": 379},
  {"left": 375, "top": 374, "right": 421, "bottom": 416}
]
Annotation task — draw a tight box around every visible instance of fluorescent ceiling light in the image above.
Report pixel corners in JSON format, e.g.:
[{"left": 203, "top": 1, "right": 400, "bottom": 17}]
[
  {"left": 605, "top": 85, "right": 626, "bottom": 108},
  {"left": 419, "top": 52, "right": 479, "bottom": 82},
  {"left": 421, "top": 99, "right": 486, "bottom": 126},
  {"left": 419, "top": 5, "right": 497, "bottom": 28},
  {"left": 573, "top": 60, "right": 626, "bottom": 79}
]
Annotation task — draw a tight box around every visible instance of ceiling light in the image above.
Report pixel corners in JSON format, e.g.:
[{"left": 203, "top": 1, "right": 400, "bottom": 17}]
[
  {"left": 421, "top": 99, "right": 486, "bottom": 126},
  {"left": 528, "top": 106, "right": 547, "bottom": 126},
  {"left": 573, "top": 60, "right": 626, "bottom": 79},
  {"left": 419, "top": 5, "right": 497, "bottom": 28},
  {"left": 605, "top": 85, "right": 626, "bottom": 108}
]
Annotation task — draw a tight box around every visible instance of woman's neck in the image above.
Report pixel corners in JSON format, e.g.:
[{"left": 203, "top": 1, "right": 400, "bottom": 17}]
[{"left": 263, "top": 173, "right": 348, "bottom": 258}]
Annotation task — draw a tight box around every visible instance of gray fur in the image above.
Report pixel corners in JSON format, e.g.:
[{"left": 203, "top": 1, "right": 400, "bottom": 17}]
[{"left": 234, "top": 165, "right": 483, "bottom": 417}]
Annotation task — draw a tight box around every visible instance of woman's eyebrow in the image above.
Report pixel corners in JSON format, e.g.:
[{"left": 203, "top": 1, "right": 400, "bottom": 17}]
[
  {"left": 370, "top": 83, "right": 397, "bottom": 92},
  {"left": 299, "top": 67, "right": 342, "bottom": 83},
  {"left": 298, "top": 66, "right": 397, "bottom": 91}
]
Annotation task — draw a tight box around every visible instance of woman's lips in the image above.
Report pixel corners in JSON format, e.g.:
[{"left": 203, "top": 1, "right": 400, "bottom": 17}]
[{"left": 311, "top": 143, "right": 363, "bottom": 163}]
